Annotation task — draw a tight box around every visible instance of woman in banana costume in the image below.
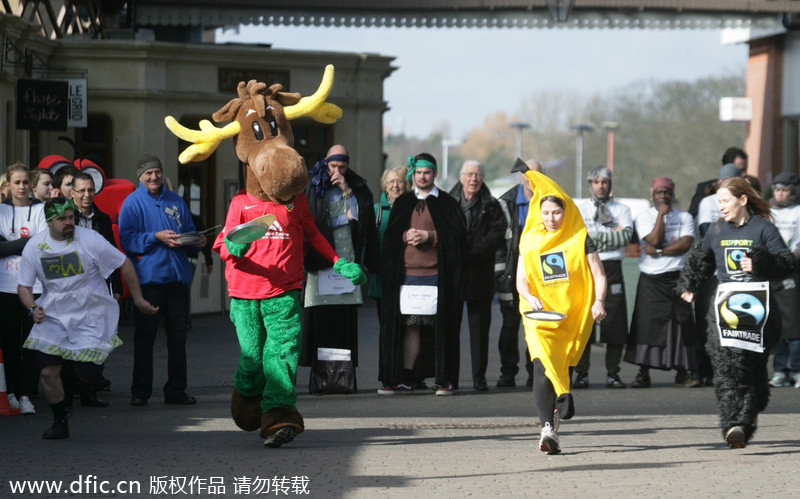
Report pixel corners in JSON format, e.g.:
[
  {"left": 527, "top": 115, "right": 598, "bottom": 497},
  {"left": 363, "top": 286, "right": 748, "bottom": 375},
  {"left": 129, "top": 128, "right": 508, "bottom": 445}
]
[{"left": 516, "top": 170, "right": 607, "bottom": 455}]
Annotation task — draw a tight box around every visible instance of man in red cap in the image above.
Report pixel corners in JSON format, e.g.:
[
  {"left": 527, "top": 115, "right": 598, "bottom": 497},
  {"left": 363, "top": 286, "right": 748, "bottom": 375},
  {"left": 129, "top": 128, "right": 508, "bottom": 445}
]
[{"left": 624, "top": 177, "right": 698, "bottom": 388}]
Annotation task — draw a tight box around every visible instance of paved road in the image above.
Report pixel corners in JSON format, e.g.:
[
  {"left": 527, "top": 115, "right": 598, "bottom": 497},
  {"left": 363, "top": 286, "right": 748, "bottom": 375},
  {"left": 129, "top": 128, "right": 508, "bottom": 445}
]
[{"left": 3, "top": 303, "right": 800, "bottom": 498}]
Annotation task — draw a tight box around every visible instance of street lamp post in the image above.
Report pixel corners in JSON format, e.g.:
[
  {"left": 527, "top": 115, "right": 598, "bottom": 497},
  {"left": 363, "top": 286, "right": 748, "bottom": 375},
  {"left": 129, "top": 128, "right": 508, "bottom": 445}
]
[
  {"left": 441, "top": 139, "right": 462, "bottom": 190},
  {"left": 510, "top": 122, "right": 530, "bottom": 159},
  {"left": 602, "top": 121, "right": 620, "bottom": 173},
  {"left": 570, "top": 123, "right": 594, "bottom": 198}
]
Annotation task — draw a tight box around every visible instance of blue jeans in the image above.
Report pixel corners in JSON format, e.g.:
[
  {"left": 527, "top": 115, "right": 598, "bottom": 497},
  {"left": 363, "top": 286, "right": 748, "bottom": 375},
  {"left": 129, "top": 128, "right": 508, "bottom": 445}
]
[{"left": 772, "top": 338, "right": 800, "bottom": 374}]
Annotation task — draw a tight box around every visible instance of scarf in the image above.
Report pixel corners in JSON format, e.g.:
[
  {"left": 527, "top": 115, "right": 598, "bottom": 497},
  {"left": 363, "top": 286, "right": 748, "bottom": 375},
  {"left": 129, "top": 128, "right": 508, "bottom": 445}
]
[
  {"left": 589, "top": 189, "right": 615, "bottom": 227},
  {"left": 460, "top": 189, "right": 479, "bottom": 229},
  {"left": 309, "top": 153, "right": 350, "bottom": 199}
]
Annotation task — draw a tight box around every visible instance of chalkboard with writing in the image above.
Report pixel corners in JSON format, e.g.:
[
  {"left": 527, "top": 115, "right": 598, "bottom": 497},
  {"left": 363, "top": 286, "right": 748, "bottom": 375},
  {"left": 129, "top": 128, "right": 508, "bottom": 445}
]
[{"left": 16, "top": 79, "right": 68, "bottom": 131}]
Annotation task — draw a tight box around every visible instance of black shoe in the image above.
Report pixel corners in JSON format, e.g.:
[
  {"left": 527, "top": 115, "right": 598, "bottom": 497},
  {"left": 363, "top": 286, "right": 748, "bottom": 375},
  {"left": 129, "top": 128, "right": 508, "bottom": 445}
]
[
  {"left": 164, "top": 393, "right": 197, "bottom": 405},
  {"left": 264, "top": 427, "right": 297, "bottom": 448},
  {"left": 130, "top": 396, "right": 148, "bottom": 406},
  {"left": 96, "top": 377, "right": 112, "bottom": 392},
  {"left": 631, "top": 370, "right": 651, "bottom": 388},
  {"left": 497, "top": 376, "right": 516, "bottom": 388},
  {"left": 80, "top": 394, "right": 109, "bottom": 407},
  {"left": 414, "top": 380, "right": 429, "bottom": 390},
  {"left": 606, "top": 372, "right": 626, "bottom": 388},
  {"left": 473, "top": 378, "right": 488, "bottom": 392},
  {"left": 42, "top": 420, "right": 69, "bottom": 440},
  {"left": 573, "top": 372, "right": 590, "bottom": 389}
]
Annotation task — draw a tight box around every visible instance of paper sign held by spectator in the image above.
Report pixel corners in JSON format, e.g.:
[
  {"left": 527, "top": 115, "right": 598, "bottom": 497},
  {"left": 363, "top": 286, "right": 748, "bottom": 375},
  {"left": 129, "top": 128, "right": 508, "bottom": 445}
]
[{"left": 317, "top": 267, "right": 356, "bottom": 295}]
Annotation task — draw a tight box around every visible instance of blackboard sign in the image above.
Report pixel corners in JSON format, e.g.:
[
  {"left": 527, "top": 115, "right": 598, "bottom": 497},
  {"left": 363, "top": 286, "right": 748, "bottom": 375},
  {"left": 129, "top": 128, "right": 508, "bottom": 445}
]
[
  {"left": 16, "top": 79, "right": 68, "bottom": 130},
  {"left": 218, "top": 68, "right": 290, "bottom": 93}
]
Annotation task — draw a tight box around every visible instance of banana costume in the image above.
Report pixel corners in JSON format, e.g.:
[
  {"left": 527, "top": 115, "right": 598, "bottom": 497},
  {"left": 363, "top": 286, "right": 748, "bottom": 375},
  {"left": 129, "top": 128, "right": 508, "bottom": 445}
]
[{"left": 518, "top": 170, "right": 596, "bottom": 396}]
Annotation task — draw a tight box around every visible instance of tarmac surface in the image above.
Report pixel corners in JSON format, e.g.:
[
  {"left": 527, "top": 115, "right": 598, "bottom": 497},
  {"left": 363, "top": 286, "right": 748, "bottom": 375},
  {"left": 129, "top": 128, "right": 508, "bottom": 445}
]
[{"left": 3, "top": 302, "right": 800, "bottom": 498}]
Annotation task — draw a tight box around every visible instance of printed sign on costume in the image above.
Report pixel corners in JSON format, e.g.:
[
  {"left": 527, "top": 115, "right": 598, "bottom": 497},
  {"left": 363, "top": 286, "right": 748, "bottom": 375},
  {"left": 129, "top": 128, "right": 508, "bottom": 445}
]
[
  {"left": 540, "top": 251, "right": 568, "bottom": 282},
  {"left": 714, "top": 281, "right": 769, "bottom": 353}
]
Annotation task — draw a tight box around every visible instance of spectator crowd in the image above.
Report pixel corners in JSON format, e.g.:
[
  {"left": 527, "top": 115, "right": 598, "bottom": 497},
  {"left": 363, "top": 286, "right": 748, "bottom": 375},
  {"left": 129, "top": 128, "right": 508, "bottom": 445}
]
[{"left": 3, "top": 144, "right": 798, "bottom": 454}]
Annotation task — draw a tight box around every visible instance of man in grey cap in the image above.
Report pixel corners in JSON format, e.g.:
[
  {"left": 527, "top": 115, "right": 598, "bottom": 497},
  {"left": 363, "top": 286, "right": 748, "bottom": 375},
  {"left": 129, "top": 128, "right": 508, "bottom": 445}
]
[
  {"left": 574, "top": 165, "right": 633, "bottom": 389},
  {"left": 119, "top": 153, "right": 206, "bottom": 406}
]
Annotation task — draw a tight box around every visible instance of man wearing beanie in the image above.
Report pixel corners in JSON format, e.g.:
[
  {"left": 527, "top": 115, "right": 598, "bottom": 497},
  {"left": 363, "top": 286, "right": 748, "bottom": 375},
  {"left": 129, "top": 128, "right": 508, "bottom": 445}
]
[
  {"left": 119, "top": 153, "right": 206, "bottom": 406},
  {"left": 688, "top": 147, "right": 748, "bottom": 218},
  {"left": 298, "top": 144, "right": 376, "bottom": 389},
  {"left": 624, "top": 177, "right": 698, "bottom": 388},
  {"left": 767, "top": 172, "right": 800, "bottom": 388},
  {"left": 574, "top": 165, "right": 633, "bottom": 389}
]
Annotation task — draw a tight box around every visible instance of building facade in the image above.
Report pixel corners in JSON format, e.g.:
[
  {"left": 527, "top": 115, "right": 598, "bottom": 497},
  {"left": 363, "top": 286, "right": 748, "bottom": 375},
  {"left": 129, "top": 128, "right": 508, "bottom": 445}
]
[{"left": 1, "top": 13, "right": 394, "bottom": 312}]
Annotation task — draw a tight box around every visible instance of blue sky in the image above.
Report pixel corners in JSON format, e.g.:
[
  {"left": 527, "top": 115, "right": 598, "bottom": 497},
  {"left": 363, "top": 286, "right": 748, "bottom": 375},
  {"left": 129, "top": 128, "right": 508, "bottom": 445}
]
[{"left": 217, "top": 25, "right": 747, "bottom": 139}]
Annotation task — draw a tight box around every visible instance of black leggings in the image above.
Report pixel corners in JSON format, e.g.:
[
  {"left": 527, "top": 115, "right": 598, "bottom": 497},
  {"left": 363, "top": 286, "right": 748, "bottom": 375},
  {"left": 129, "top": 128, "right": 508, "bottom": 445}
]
[{"left": 532, "top": 359, "right": 574, "bottom": 427}]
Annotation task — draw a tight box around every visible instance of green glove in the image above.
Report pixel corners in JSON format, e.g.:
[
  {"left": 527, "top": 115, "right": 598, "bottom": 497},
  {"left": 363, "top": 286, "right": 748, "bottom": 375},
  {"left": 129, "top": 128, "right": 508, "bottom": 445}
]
[
  {"left": 225, "top": 236, "right": 251, "bottom": 258},
  {"left": 333, "top": 258, "right": 367, "bottom": 286}
]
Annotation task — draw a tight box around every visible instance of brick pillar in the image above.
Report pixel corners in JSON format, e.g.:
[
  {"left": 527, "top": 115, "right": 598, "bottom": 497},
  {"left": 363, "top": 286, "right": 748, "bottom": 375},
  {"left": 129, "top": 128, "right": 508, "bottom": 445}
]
[{"left": 745, "top": 36, "right": 784, "bottom": 186}]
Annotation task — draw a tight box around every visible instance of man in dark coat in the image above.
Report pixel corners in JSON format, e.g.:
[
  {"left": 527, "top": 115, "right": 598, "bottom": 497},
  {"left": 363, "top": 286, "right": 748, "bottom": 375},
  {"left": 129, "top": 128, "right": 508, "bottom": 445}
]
[
  {"left": 688, "top": 147, "right": 747, "bottom": 218},
  {"left": 494, "top": 159, "right": 540, "bottom": 388},
  {"left": 449, "top": 160, "right": 506, "bottom": 391},
  {"left": 71, "top": 172, "right": 122, "bottom": 298},
  {"left": 380, "top": 153, "right": 466, "bottom": 395},
  {"left": 300, "top": 145, "right": 376, "bottom": 371},
  {"left": 69, "top": 171, "right": 122, "bottom": 405}
]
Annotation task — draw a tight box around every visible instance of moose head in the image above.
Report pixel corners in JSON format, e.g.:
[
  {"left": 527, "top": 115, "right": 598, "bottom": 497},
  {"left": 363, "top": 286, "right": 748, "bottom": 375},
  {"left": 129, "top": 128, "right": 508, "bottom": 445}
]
[{"left": 165, "top": 65, "right": 342, "bottom": 204}]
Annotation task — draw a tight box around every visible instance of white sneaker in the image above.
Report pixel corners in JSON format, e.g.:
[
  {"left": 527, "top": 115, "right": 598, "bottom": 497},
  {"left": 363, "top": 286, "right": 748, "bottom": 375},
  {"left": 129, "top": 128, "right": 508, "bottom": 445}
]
[
  {"left": 7, "top": 393, "right": 20, "bottom": 409},
  {"left": 19, "top": 396, "right": 35, "bottom": 415},
  {"left": 539, "top": 422, "right": 561, "bottom": 454}
]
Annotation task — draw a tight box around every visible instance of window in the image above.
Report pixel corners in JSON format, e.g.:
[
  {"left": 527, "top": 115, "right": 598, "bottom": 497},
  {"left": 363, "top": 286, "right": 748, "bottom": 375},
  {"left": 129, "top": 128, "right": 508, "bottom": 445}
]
[{"left": 75, "top": 113, "right": 113, "bottom": 177}]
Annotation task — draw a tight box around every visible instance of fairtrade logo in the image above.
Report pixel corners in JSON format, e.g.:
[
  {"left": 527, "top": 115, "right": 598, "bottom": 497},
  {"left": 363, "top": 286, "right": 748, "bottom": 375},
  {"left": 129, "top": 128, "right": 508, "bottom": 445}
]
[
  {"left": 542, "top": 254, "right": 565, "bottom": 275},
  {"left": 540, "top": 251, "right": 568, "bottom": 282},
  {"left": 719, "top": 292, "right": 765, "bottom": 329},
  {"left": 726, "top": 249, "right": 746, "bottom": 271}
]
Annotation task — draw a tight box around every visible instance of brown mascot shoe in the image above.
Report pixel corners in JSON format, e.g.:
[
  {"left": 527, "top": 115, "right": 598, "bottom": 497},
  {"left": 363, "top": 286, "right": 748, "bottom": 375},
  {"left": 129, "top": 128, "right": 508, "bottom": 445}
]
[
  {"left": 231, "top": 389, "right": 263, "bottom": 432},
  {"left": 260, "top": 407, "right": 305, "bottom": 448}
]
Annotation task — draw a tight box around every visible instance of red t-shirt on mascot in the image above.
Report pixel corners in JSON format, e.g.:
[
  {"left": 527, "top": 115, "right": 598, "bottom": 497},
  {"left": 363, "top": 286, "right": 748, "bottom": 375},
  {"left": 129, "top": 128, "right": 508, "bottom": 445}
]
[{"left": 214, "top": 191, "right": 337, "bottom": 300}]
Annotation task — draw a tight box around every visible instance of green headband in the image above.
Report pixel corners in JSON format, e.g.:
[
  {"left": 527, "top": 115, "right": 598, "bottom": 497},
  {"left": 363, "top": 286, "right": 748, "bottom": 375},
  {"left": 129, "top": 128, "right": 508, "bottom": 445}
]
[
  {"left": 406, "top": 156, "right": 437, "bottom": 181},
  {"left": 45, "top": 199, "right": 77, "bottom": 221}
]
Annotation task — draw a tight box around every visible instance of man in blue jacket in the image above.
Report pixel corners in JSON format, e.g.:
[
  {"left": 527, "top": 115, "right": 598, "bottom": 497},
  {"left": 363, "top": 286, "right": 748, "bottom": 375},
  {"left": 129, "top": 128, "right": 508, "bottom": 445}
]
[{"left": 119, "top": 153, "right": 206, "bottom": 406}]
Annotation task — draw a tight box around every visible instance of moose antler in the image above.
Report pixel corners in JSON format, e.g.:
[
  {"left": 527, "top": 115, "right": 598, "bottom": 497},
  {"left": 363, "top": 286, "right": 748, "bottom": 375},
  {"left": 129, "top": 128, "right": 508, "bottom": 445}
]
[
  {"left": 164, "top": 116, "right": 242, "bottom": 164},
  {"left": 284, "top": 64, "right": 343, "bottom": 123}
]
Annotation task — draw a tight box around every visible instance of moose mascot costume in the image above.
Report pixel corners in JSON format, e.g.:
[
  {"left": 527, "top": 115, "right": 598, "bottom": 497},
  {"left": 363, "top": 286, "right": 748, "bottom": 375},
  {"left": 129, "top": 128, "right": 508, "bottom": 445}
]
[{"left": 165, "top": 65, "right": 365, "bottom": 448}]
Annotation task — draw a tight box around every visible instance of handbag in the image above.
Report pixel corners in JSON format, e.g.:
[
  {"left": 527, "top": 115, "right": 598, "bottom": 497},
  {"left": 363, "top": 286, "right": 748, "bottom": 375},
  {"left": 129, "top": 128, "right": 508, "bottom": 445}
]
[
  {"left": 309, "top": 348, "right": 357, "bottom": 395},
  {"left": 309, "top": 360, "right": 357, "bottom": 395}
]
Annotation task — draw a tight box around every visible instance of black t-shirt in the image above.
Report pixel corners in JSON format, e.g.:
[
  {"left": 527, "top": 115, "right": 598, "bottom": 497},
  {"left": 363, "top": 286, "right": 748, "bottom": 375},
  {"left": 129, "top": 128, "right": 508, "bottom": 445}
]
[
  {"left": 586, "top": 235, "right": 597, "bottom": 254},
  {"left": 701, "top": 216, "right": 786, "bottom": 282}
]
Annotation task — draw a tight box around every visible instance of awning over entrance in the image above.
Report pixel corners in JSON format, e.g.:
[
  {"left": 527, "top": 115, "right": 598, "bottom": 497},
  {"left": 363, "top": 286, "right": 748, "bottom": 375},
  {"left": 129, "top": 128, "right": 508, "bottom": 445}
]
[
  {"left": 133, "top": 1, "right": 794, "bottom": 30},
  {"left": 135, "top": 0, "right": 800, "bottom": 30}
]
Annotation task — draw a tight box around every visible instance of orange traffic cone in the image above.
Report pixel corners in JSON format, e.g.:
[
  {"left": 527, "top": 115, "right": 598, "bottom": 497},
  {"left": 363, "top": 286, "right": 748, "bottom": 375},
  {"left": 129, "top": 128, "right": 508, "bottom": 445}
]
[{"left": 0, "top": 348, "right": 21, "bottom": 416}]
